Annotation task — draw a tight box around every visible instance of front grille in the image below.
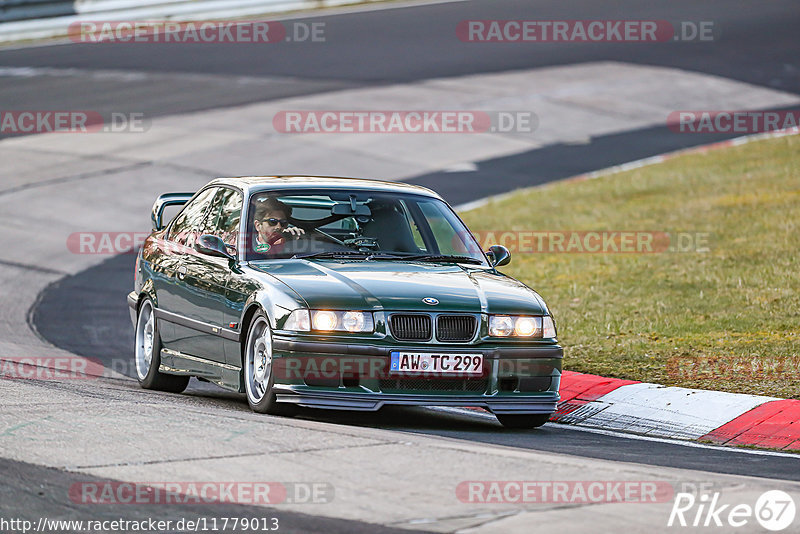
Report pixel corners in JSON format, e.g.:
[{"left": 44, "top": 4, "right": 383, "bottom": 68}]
[
  {"left": 379, "top": 378, "right": 488, "bottom": 393},
  {"left": 389, "top": 314, "right": 432, "bottom": 341},
  {"left": 436, "top": 315, "right": 477, "bottom": 342}
]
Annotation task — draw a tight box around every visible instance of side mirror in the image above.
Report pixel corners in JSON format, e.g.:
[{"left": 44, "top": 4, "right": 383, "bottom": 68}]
[
  {"left": 487, "top": 244, "right": 511, "bottom": 267},
  {"left": 195, "top": 234, "right": 235, "bottom": 261}
]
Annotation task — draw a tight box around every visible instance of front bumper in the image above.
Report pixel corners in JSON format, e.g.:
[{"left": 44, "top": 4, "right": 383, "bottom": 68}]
[
  {"left": 272, "top": 338, "right": 563, "bottom": 360},
  {"left": 271, "top": 336, "right": 562, "bottom": 415},
  {"left": 273, "top": 385, "right": 559, "bottom": 414}
]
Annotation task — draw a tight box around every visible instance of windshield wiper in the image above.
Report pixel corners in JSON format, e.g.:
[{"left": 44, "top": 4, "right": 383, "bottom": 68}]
[
  {"left": 293, "top": 251, "right": 483, "bottom": 264},
  {"left": 292, "top": 250, "right": 371, "bottom": 260},
  {"left": 392, "top": 254, "right": 484, "bottom": 264}
]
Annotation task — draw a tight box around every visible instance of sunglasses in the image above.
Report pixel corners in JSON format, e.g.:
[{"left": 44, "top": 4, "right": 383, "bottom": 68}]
[{"left": 261, "top": 218, "right": 290, "bottom": 227}]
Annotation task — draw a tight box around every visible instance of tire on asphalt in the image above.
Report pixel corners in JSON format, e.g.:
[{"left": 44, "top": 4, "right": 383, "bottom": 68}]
[
  {"left": 496, "top": 413, "right": 550, "bottom": 429},
  {"left": 134, "top": 297, "right": 190, "bottom": 393},
  {"left": 243, "top": 311, "right": 296, "bottom": 416}
]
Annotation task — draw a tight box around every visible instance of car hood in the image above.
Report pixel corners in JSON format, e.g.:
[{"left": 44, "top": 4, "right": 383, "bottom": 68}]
[{"left": 248, "top": 260, "right": 548, "bottom": 315}]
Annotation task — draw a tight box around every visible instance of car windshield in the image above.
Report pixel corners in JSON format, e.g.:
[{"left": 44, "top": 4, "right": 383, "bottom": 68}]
[{"left": 244, "top": 189, "right": 487, "bottom": 265}]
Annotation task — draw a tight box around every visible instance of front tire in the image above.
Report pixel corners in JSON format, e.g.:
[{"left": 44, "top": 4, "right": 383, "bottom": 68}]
[
  {"left": 496, "top": 414, "right": 550, "bottom": 429},
  {"left": 134, "top": 298, "right": 189, "bottom": 393},
  {"left": 243, "top": 312, "right": 294, "bottom": 416}
]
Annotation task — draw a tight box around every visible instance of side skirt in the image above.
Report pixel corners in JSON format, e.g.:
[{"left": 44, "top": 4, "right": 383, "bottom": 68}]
[{"left": 159, "top": 348, "right": 242, "bottom": 392}]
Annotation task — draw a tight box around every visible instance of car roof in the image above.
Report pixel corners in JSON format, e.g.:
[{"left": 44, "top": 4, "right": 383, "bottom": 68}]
[{"left": 208, "top": 176, "right": 443, "bottom": 199}]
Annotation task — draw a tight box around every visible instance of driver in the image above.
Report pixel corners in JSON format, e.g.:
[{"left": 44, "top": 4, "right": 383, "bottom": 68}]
[{"left": 252, "top": 196, "right": 305, "bottom": 254}]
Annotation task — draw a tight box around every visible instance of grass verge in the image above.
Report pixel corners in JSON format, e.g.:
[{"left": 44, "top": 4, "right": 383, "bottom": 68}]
[{"left": 460, "top": 134, "right": 800, "bottom": 398}]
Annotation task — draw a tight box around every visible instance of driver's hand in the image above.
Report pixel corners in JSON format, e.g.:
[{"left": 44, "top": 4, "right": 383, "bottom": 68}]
[{"left": 282, "top": 227, "right": 305, "bottom": 239}]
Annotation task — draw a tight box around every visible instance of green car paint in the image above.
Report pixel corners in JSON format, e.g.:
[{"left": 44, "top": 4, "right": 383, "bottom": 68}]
[{"left": 129, "top": 176, "right": 562, "bottom": 427}]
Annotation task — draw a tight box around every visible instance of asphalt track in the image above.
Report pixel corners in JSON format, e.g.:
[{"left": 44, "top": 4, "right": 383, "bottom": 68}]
[
  {"left": 30, "top": 252, "right": 800, "bottom": 483},
  {"left": 3, "top": 0, "right": 800, "bottom": 530},
  {"left": 0, "top": 0, "right": 798, "bottom": 131},
  {"left": 0, "top": 457, "right": 434, "bottom": 534}
]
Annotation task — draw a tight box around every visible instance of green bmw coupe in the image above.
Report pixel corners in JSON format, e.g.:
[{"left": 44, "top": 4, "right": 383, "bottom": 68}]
[{"left": 128, "top": 176, "right": 562, "bottom": 428}]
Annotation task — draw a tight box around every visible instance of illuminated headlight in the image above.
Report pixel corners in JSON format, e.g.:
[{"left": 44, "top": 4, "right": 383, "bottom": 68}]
[
  {"left": 489, "top": 315, "right": 547, "bottom": 338},
  {"left": 312, "top": 310, "right": 338, "bottom": 331},
  {"left": 282, "top": 310, "right": 375, "bottom": 333},
  {"left": 514, "top": 316, "right": 540, "bottom": 337},
  {"left": 313, "top": 310, "right": 374, "bottom": 332}
]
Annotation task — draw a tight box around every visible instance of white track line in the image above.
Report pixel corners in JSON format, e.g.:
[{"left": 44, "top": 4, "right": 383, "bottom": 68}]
[
  {"left": 560, "top": 382, "right": 777, "bottom": 440},
  {"left": 429, "top": 407, "right": 800, "bottom": 459}
]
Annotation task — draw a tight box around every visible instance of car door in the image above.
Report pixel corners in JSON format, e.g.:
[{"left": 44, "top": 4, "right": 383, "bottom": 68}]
[
  {"left": 177, "top": 187, "right": 242, "bottom": 363},
  {"left": 153, "top": 186, "right": 218, "bottom": 351},
  {"left": 206, "top": 189, "right": 251, "bottom": 368}
]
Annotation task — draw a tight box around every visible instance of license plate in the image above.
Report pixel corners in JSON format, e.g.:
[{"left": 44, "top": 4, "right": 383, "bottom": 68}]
[{"left": 389, "top": 352, "right": 483, "bottom": 376}]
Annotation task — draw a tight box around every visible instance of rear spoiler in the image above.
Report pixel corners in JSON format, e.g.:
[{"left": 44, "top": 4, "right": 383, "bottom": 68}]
[{"left": 151, "top": 192, "right": 194, "bottom": 231}]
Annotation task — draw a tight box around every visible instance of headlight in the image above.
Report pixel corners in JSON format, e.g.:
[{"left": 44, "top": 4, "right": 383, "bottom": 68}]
[
  {"left": 542, "top": 316, "right": 557, "bottom": 338},
  {"left": 342, "top": 311, "right": 367, "bottom": 332},
  {"left": 489, "top": 315, "right": 551, "bottom": 338},
  {"left": 514, "top": 316, "right": 540, "bottom": 337},
  {"left": 312, "top": 310, "right": 338, "bottom": 331},
  {"left": 284, "top": 309, "right": 374, "bottom": 333},
  {"left": 284, "top": 309, "right": 310, "bottom": 331},
  {"left": 488, "top": 316, "right": 514, "bottom": 337}
]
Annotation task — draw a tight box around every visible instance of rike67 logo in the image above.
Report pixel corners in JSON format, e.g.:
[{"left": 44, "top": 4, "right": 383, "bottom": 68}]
[{"left": 669, "top": 490, "right": 796, "bottom": 531}]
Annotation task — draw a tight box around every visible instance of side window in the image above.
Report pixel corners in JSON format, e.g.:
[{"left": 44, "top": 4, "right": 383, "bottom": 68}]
[
  {"left": 197, "top": 187, "right": 229, "bottom": 235},
  {"left": 168, "top": 188, "right": 217, "bottom": 247},
  {"left": 194, "top": 187, "right": 243, "bottom": 248},
  {"left": 215, "top": 189, "right": 243, "bottom": 248},
  {"left": 199, "top": 188, "right": 228, "bottom": 236}
]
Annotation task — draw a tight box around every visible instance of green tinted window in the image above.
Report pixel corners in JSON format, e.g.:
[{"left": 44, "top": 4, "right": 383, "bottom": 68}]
[
  {"left": 243, "top": 189, "right": 486, "bottom": 265},
  {"left": 203, "top": 188, "right": 243, "bottom": 247},
  {"left": 168, "top": 187, "right": 218, "bottom": 247}
]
